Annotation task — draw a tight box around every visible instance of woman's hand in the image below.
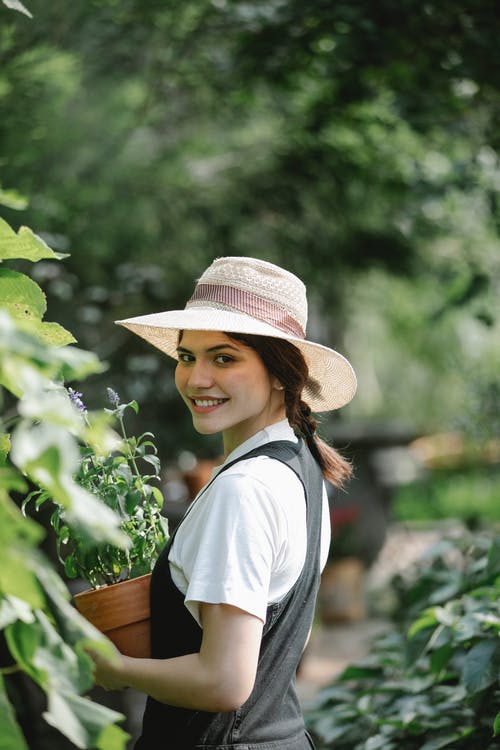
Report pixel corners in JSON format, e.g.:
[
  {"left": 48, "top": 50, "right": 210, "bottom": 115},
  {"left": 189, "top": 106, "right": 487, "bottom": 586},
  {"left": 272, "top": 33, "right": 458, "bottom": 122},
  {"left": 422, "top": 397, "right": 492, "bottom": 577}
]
[{"left": 85, "top": 644, "right": 128, "bottom": 691}]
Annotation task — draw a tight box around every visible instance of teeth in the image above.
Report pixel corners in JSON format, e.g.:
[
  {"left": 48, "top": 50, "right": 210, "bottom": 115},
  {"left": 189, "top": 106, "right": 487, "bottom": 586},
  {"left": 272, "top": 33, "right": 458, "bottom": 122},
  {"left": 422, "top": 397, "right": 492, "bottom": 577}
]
[{"left": 194, "top": 399, "right": 225, "bottom": 407}]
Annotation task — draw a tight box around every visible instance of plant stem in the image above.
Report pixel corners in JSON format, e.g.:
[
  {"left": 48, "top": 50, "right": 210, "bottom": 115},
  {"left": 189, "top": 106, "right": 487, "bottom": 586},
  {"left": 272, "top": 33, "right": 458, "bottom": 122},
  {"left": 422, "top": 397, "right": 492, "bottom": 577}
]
[{"left": 118, "top": 414, "right": 142, "bottom": 479}]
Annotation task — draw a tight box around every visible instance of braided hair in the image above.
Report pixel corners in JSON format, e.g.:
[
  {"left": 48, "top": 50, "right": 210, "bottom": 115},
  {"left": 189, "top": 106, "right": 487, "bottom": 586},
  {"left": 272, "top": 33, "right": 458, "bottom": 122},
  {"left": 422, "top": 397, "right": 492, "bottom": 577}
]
[{"left": 227, "top": 333, "right": 352, "bottom": 488}]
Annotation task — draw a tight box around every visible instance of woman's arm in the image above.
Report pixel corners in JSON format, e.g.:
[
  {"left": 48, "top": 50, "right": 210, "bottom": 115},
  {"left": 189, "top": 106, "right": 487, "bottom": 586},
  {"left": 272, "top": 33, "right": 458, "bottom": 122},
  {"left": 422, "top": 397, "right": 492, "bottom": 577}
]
[{"left": 90, "top": 602, "right": 264, "bottom": 713}]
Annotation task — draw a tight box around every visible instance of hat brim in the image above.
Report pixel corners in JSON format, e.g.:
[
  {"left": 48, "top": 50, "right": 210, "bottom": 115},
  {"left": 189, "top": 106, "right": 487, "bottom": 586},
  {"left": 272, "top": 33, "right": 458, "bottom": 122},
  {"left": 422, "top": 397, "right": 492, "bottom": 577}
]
[{"left": 115, "top": 307, "right": 357, "bottom": 412}]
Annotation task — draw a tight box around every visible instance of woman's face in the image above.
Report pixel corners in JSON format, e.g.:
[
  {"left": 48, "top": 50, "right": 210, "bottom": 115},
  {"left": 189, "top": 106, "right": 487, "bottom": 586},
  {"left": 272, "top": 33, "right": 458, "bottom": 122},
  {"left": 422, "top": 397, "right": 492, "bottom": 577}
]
[{"left": 175, "top": 330, "right": 285, "bottom": 455}]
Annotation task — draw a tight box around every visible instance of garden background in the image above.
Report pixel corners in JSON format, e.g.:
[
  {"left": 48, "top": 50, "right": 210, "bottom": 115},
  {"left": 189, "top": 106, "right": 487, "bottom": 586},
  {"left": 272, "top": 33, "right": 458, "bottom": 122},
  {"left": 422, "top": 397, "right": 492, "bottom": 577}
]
[{"left": 1, "top": 1, "right": 499, "bottom": 749}]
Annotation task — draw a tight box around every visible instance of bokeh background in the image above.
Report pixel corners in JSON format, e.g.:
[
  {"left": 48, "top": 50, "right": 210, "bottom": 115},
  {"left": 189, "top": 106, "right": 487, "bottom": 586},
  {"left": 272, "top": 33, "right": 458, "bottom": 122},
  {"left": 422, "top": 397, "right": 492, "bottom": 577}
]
[
  {"left": 2, "top": 1, "right": 500, "bottom": 746},
  {"left": 3, "top": 0, "right": 499, "bottom": 530}
]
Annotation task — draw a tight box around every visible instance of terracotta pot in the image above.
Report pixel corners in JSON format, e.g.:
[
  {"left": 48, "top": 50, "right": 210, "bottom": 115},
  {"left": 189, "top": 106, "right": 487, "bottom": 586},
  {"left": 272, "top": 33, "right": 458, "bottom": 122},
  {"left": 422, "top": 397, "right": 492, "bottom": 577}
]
[{"left": 74, "top": 573, "right": 151, "bottom": 658}]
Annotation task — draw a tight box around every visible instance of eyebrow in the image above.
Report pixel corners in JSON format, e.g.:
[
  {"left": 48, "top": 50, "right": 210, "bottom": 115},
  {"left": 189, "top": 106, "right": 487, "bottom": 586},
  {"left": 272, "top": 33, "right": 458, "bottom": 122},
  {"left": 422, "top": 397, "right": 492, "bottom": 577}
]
[{"left": 176, "top": 343, "right": 241, "bottom": 354}]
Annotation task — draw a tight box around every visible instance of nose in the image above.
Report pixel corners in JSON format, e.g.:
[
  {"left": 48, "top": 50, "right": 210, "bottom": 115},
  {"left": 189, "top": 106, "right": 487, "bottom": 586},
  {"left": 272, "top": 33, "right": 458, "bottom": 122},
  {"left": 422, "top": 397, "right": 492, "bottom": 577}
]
[{"left": 186, "top": 359, "right": 214, "bottom": 390}]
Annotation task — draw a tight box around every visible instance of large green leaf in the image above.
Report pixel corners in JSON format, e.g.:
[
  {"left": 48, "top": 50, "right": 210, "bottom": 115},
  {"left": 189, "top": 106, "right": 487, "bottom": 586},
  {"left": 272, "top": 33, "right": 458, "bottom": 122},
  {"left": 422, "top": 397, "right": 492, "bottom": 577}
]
[
  {"left": 417, "top": 734, "right": 463, "bottom": 750},
  {"left": 10, "top": 421, "right": 129, "bottom": 546},
  {"left": 0, "top": 318, "right": 103, "bottom": 401},
  {"left": 0, "top": 495, "right": 46, "bottom": 609},
  {"left": 0, "top": 467, "right": 26, "bottom": 493},
  {"left": 34, "top": 560, "right": 115, "bottom": 658},
  {"left": 462, "top": 639, "right": 500, "bottom": 693},
  {"left": 0, "top": 434, "right": 10, "bottom": 465},
  {"left": 0, "top": 491, "right": 44, "bottom": 546},
  {"left": 0, "top": 549, "right": 44, "bottom": 608},
  {"left": 486, "top": 539, "right": 500, "bottom": 578},
  {"left": 4, "top": 620, "right": 43, "bottom": 683},
  {"left": 408, "top": 608, "right": 439, "bottom": 638},
  {"left": 494, "top": 711, "right": 500, "bottom": 736},
  {"left": 95, "top": 723, "right": 131, "bottom": 750},
  {"left": 32, "top": 609, "right": 94, "bottom": 694},
  {"left": 0, "top": 186, "right": 28, "bottom": 210},
  {"left": 0, "top": 674, "right": 29, "bottom": 750},
  {"left": 0, "top": 268, "right": 46, "bottom": 320},
  {"left": 0, "top": 219, "right": 64, "bottom": 261},
  {"left": 0, "top": 267, "right": 75, "bottom": 346},
  {"left": 43, "top": 690, "right": 129, "bottom": 750},
  {"left": 0, "top": 595, "right": 35, "bottom": 629},
  {"left": 5, "top": 596, "right": 121, "bottom": 749},
  {"left": 27, "top": 319, "right": 76, "bottom": 347},
  {"left": 10, "top": 422, "right": 80, "bottom": 494}
]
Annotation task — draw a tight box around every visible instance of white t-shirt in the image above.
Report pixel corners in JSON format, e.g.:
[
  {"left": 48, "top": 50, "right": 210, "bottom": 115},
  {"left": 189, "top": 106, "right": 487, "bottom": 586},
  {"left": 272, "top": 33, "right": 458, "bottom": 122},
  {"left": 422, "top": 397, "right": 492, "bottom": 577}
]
[{"left": 168, "top": 420, "right": 331, "bottom": 626}]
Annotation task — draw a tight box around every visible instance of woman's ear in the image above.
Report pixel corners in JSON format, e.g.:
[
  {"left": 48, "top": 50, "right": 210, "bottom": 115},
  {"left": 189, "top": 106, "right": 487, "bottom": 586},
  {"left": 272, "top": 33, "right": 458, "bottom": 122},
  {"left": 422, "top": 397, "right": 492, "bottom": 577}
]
[{"left": 273, "top": 380, "right": 284, "bottom": 392}]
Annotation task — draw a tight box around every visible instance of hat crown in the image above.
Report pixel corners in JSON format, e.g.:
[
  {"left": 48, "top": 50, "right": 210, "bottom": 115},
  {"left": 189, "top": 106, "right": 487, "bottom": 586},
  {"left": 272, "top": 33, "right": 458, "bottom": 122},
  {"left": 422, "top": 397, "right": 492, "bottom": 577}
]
[{"left": 187, "top": 256, "right": 308, "bottom": 337}]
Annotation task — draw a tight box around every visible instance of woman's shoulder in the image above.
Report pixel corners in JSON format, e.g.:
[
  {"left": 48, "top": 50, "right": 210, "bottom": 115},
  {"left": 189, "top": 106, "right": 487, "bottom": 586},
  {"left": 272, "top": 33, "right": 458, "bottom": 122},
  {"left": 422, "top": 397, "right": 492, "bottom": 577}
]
[
  {"left": 204, "top": 454, "right": 305, "bottom": 524},
  {"left": 216, "top": 452, "right": 303, "bottom": 488}
]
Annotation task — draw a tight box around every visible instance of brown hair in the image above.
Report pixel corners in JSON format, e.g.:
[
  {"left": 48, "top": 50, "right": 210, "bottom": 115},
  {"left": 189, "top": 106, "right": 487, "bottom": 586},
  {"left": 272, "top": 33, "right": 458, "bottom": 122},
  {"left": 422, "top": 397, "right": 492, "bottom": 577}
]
[{"left": 227, "top": 333, "right": 352, "bottom": 488}]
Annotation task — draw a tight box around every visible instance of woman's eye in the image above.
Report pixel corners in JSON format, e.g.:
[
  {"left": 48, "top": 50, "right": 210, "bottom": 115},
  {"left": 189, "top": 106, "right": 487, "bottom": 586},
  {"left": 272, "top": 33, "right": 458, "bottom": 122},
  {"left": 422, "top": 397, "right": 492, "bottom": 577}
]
[
  {"left": 215, "top": 354, "right": 233, "bottom": 364},
  {"left": 178, "top": 353, "right": 194, "bottom": 363}
]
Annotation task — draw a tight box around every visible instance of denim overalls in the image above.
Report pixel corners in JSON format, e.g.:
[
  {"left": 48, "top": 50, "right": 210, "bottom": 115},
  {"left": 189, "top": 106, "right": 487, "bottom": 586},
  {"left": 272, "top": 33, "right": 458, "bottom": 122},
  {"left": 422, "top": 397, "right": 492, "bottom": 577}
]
[{"left": 134, "top": 439, "right": 321, "bottom": 750}]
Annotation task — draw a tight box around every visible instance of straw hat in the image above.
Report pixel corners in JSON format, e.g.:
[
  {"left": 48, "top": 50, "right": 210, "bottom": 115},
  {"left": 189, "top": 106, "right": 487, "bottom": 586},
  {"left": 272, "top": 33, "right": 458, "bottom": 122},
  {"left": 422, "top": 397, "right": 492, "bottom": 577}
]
[{"left": 115, "top": 256, "right": 356, "bottom": 412}]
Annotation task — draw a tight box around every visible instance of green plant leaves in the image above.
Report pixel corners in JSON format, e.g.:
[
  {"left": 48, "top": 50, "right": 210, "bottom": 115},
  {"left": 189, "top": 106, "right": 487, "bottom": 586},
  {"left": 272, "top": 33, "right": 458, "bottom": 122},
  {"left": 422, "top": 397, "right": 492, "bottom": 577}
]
[
  {"left": 1, "top": 0, "right": 32, "bottom": 18},
  {"left": 307, "top": 533, "right": 500, "bottom": 750},
  {"left": 0, "top": 675, "right": 29, "bottom": 750},
  {"left": 0, "top": 218, "right": 75, "bottom": 347},
  {"left": 48, "top": 395, "right": 168, "bottom": 587},
  {"left": 0, "top": 268, "right": 46, "bottom": 321},
  {"left": 494, "top": 711, "right": 500, "bottom": 736},
  {"left": 462, "top": 639, "right": 500, "bottom": 694},
  {"left": 44, "top": 688, "right": 129, "bottom": 750},
  {"left": 2, "top": 569, "right": 128, "bottom": 747},
  {"left": 486, "top": 538, "right": 500, "bottom": 577},
  {"left": 0, "top": 313, "right": 103, "bottom": 396},
  {"left": 0, "top": 494, "right": 45, "bottom": 608},
  {"left": 417, "top": 734, "right": 465, "bottom": 750},
  {"left": 0, "top": 269, "right": 76, "bottom": 347},
  {"left": 28, "top": 319, "right": 77, "bottom": 347},
  {"left": 0, "top": 185, "right": 28, "bottom": 210},
  {"left": 0, "top": 219, "right": 65, "bottom": 262},
  {"left": 0, "top": 215, "right": 136, "bottom": 745}
]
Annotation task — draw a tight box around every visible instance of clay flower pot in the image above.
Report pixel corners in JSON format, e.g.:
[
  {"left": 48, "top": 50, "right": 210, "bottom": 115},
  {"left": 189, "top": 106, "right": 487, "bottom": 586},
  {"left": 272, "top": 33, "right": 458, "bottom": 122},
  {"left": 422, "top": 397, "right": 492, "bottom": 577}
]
[{"left": 74, "top": 572, "right": 151, "bottom": 658}]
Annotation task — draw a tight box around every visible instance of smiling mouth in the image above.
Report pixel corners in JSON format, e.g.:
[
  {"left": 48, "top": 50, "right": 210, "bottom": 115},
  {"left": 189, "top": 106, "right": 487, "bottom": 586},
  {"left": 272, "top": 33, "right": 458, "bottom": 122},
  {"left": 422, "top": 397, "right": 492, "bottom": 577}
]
[{"left": 191, "top": 398, "right": 228, "bottom": 408}]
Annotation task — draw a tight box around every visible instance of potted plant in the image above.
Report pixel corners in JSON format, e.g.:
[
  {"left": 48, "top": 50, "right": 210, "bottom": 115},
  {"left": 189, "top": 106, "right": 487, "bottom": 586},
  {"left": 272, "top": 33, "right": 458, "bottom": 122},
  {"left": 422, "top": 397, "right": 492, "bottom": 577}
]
[{"left": 25, "top": 388, "right": 169, "bottom": 657}]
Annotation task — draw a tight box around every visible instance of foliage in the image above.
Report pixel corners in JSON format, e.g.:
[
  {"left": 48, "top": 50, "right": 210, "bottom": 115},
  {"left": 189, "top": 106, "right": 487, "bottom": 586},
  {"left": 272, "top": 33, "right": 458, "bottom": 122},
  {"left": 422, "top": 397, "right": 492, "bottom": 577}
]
[
  {"left": 0, "top": 211, "right": 130, "bottom": 746},
  {"left": 393, "top": 466, "right": 500, "bottom": 526},
  {"left": 1, "top": 0, "right": 499, "bottom": 456},
  {"left": 1, "top": 0, "right": 31, "bottom": 18},
  {"left": 25, "top": 389, "right": 168, "bottom": 588},
  {"left": 306, "top": 532, "right": 500, "bottom": 750}
]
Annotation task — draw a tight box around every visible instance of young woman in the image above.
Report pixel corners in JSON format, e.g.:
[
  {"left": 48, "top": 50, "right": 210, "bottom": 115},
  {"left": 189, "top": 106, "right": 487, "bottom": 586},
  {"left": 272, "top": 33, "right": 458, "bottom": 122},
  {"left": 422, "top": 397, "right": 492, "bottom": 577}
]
[{"left": 92, "top": 256, "right": 357, "bottom": 749}]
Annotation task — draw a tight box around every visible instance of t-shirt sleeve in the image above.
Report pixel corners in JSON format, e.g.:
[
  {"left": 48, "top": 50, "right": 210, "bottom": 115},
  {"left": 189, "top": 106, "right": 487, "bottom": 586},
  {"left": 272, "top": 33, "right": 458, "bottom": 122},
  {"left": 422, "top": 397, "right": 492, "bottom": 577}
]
[{"left": 180, "top": 472, "right": 284, "bottom": 626}]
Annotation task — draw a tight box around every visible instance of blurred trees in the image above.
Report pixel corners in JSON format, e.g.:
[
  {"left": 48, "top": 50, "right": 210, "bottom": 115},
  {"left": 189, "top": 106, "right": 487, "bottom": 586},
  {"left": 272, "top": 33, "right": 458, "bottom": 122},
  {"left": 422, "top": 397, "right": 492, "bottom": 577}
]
[{"left": 1, "top": 0, "right": 499, "bottom": 459}]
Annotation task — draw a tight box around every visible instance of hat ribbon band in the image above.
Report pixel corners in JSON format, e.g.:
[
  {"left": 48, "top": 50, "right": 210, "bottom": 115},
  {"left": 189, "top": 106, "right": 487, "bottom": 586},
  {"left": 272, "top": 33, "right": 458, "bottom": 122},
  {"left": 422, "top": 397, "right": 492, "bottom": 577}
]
[{"left": 187, "top": 283, "right": 305, "bottom": 338}]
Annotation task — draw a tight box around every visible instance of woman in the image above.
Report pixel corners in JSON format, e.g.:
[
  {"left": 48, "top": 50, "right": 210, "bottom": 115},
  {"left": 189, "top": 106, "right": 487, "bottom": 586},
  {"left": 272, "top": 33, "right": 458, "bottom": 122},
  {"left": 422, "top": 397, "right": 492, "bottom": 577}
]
[{"left": 93, "top": 256, "right": 357, "bottom": 749}]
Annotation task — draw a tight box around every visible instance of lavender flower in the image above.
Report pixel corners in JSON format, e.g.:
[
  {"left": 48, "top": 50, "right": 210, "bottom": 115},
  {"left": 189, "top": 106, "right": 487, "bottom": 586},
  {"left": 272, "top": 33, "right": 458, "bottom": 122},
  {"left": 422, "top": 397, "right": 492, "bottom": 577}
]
[
  {"left": 68, "top": 387, "right": 87, "bottom": 413},
  {"left": 107, "top": 387, "right": 121, "bottom": 407}
]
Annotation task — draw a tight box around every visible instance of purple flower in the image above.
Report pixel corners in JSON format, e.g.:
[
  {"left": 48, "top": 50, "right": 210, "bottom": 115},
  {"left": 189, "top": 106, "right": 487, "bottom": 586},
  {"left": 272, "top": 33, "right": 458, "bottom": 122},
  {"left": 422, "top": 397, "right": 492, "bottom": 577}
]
[
  {"left": 107, "top": 388, "right": 121, "bottom": 407},
  {"left": 68, "top": 387, "right": 87, "bottom": 413}
]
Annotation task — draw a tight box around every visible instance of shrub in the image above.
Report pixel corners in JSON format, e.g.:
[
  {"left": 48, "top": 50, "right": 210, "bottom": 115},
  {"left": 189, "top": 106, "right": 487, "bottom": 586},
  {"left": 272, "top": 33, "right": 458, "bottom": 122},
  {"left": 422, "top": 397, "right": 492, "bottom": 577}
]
[
  {"left": 306, "top": 532, "right": 500, "bottom": 750},
  {"left": 1, "top": 214, "right": 131, "bottom": 747}
]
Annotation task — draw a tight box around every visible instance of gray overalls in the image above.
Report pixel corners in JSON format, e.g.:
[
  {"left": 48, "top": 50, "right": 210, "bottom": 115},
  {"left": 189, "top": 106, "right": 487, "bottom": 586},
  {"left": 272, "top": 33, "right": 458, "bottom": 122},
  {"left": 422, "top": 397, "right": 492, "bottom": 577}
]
[{"left": 135, "top": 439, "right": 321, "bottom": 749}]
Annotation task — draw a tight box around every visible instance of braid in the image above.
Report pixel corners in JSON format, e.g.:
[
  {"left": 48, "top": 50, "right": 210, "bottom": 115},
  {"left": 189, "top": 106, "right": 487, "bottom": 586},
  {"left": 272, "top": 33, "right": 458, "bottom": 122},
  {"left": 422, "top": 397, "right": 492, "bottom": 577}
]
[
  {"left": 229, "top": 332, "right": 352, "bottom": 488},
  {"left": 288, "top": 395, "right": 351, "bottom": 487},
  {"left": 293, "top": 400, "right": 318, "bottom": 442}
]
